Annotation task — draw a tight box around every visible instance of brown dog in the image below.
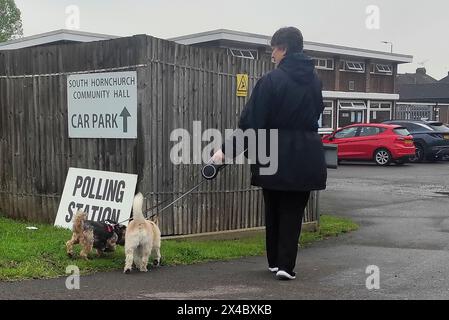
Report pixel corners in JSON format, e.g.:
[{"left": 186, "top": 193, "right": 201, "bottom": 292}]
[{"left": 66, "top": 210, "right": 126, "bottom": 260}]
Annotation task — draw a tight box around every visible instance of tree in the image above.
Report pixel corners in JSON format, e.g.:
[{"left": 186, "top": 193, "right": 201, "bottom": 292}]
[{"left": 0, "top": 0, "right": 23, "bottom": 42}]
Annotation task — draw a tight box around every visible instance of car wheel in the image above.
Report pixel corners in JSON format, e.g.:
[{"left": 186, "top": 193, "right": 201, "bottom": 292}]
[
  {"left": 409, "top": 144, "right": 424, "bottom": 163},
  {"left": 426, "top": 154, "right": 438, "bottom": 162},
  {"left": 374, "top": 148, "right": 392, "bottom": 166}
]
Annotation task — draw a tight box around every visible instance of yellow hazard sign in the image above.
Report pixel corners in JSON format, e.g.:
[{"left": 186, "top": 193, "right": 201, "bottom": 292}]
[{"left": 236, "top": 74, "right": 248, "bottom": 97}]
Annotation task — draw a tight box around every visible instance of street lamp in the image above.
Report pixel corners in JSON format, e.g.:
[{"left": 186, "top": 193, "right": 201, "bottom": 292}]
[{"left": 381, "top": 41, "right": 393, "bottom": 53}]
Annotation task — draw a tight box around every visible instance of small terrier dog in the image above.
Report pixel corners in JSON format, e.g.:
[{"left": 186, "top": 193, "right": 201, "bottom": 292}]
[
  {"left": 124, "top": 193, "right": 161, "bottom": 273},
  {"left": 66, "top": 210, "right": 127, "bottom": 260}
]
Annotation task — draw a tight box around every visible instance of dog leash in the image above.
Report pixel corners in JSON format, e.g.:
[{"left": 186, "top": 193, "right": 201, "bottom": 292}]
[
  {"left": 117, "top": 161, "right": 228, "bottom": 225},
  {"left": 146, "top": 179, "right": 207, "bottom": 220},
  {"left": 116, "top": 173, "right": 203, "bottom": 225},
  {"left": 146, "top": 162, "right": 229, "bottom": 220},
  {"left": 115, "top": 194, "right": 169, "bottom": 224}
]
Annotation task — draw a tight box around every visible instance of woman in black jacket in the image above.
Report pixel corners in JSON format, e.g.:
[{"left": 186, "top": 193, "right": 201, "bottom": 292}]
[{"left": 212, "top": 27, "right": 327, "bottom": 280}]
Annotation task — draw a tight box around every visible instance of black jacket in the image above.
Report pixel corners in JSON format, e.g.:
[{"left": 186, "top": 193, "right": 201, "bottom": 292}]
[{"left": 223, "top": 52, "right": 327, "bottom": 191}]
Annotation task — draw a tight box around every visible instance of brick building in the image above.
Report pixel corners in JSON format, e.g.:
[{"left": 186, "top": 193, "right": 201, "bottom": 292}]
[{"left": 171, "top": 29, "right": 413, "bottom": 134}]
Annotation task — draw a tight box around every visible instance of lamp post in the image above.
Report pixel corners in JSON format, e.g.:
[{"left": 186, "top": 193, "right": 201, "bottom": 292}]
[{"left": 381, "top": 41, "right": 393, "bottom": 53}]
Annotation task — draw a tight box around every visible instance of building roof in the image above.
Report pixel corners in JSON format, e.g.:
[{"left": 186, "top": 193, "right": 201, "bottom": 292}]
[
  {"left": 0, "top": 29, "right": 118, "bottom": 50},
  {"left": 323, "top": 91, "right": 399, "bottom": 101},
  {"left": 397, "top": 83, "right": 449, "bottom": 103},
  {"left": 169, "top": 29, "right": 413, "bottom": 64},
  {"left": 396, "top": 68, "right": 438, "bottom": 85},
  {"left": 439, "top": 72, "right": 449, "bottom": 83}
]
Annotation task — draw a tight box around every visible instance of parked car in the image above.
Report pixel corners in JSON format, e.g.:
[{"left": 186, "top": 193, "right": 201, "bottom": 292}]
[
  {"left": 427, "top": 121, "right": 449, "bottom": 132},
  {"left": 322, "top": 123, "right": 415, "bottom": 166},
  {"left": 427, "top": 122, "right": 449, "bottom": 160},
  {"left": 383, "top": 120, "right": 449, "bottom": 162}
]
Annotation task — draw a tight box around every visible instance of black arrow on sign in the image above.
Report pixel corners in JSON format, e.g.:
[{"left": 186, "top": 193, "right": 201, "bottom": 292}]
[{"left": 120, "top": 107, "right": 131, "bottom": 133}]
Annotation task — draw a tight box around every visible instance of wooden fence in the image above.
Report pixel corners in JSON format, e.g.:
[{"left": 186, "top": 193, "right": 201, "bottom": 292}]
[{"left": 0, "top": 35, "right": 320, "bottom": 236}]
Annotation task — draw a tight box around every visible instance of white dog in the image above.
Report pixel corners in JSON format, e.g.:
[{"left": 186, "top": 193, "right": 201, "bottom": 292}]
[{"left": 124, "top": 193, "right": 161, "bottom": 273}]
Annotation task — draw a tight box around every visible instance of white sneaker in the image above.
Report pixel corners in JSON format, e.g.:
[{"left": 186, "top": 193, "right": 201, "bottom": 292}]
[
  {"left": 276, "top": 270, "right": 296, "bottom": 280},
  {"left": 268, "top": 267, "right": 279, "bottom": 273}
]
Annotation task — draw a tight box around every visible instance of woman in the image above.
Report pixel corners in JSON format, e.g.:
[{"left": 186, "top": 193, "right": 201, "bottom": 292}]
[{"left": 212, "top": 27, "right": 327, "bottom": 280}]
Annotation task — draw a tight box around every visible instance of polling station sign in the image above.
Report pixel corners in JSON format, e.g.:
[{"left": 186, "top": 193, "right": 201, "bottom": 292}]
[
  {"left": 54, "top": 168, "right": 138, "bottom": 229},
  {"left": 67, "top": 71, "right": 137, "bottom": 139}
]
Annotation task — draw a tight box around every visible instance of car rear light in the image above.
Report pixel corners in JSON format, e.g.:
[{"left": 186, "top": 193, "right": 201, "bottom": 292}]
[{"left": 395, "top": 136, "right": 414, "bottom": 144}]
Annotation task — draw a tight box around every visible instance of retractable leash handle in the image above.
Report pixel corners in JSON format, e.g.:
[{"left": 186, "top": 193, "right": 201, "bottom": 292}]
[
  {"left": 201, "top": 162, "right": 227, "bottom": 180},
  {"left": 202, "top": 147, "right": 248, "bottom": 180}
]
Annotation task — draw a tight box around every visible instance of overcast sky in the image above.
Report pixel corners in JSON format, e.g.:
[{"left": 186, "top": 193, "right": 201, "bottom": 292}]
[{"left": 15, "top": 0, "right": 449, "bottom": 80}]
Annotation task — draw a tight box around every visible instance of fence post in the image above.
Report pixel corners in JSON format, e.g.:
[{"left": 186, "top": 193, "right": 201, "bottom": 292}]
[{"left": 316, "top": 191, "right": 321, "bottom": 230}]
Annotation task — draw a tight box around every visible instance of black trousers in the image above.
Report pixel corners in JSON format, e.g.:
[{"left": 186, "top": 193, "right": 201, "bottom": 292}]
[{"left": 263, "top": 189, "right": 311, "bottom": 274}]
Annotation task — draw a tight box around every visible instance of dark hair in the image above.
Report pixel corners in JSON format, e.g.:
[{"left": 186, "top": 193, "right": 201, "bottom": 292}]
[{"left": 270, "top": 27, "right": 304, "bottom": 54}]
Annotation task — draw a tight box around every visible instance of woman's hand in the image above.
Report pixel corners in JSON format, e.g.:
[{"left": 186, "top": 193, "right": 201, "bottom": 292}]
[{"left": 211, "top": 149, "right": 225, "bottom": 164}]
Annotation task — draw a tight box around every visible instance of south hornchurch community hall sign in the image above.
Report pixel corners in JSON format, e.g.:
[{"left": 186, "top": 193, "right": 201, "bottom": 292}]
[{"left": 67, "top": 71, "right": 137, "bottom": 139}]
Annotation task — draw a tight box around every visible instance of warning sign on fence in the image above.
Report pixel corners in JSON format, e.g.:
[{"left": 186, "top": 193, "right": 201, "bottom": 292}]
[
  {"left": 236, "top": 74, "right": 248, "bottom": 97},
  {"left": 67, "top": 71, "right": 137, "bottom": 139},
  {"left": 54, "top": 168, "right": 138, "bottom": 229}
]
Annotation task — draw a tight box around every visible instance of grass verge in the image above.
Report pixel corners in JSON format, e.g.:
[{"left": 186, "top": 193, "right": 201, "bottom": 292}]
[{"left": 0, "top": 215, "right": 358, "bottom": 281}]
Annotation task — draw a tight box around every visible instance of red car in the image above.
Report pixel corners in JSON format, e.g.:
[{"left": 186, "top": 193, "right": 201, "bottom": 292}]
[{"left": 322, "top": 124, "right": 416, "bottom": 166}]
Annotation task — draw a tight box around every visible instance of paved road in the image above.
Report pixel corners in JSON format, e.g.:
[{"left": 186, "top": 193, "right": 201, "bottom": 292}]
[{"left": 1, "top": 162, "right": 449, "bottom": 300}]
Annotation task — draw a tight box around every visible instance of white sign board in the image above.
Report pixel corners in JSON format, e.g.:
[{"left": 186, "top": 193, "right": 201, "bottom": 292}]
[
  {"left": 55, "top": 168, "right": 138, "bottom": 229},
  {"left": 67, "top": 71, "right": 137, "bottom": 139}
]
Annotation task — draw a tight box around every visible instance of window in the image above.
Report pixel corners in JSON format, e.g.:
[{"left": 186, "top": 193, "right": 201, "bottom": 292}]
[
  {"left": 339, "top": 101, "right": 367, "bottom": 109},
  {"left": 415, "top": 123, "right": 434, "bottom": 131},
  {"left": 370, "top": 102, "right": 392, "bottom": 110},
  {"left": 349, "top": 81, "right": 355, "bottom": 91},
  {"left": 401, "top": 123, "right": 433, "bottom": 133},
  {"left": 370, "top": 102, "right": 392, "bottom": 123},
  {"left": 339, "top": 110, "right": 364, "bottom": 127},
  {"left": 374, "top": 64, "right": 393, "bottom": 74},
  {"left": 347, "top": 62, "right": 364, "bottom": 71},
  {"left": 359, "top": 126, "right": 384, "bottom": 137},
  {"left": 340, "top": 60, "right": 365, "bottom": 72},
  {"left": 228, "top": 48, "right": 258, "bottom": 60},
  {"left": 319, "top": 101, "right": 334, "bottom": 129},
  {"left": 428, "top": 123, "right": 449, "bottom": 132},
  {"left": 339, "top": 102, "right": 353, "bottom": 108},
  {"left": 353, "top": 102, "right": 367, "bottom": 108},
  {"left": 312, "top": 57, "right": 334, "bottom": 70},
  {"left": 393, "top": 128, "right": 411, "bottom": 136},
  {"left": 338, "top": 101, "right": 366, "bottom": 127},
  {"left": 335, "top": 127, "right": 359, "bottom": 139}
]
